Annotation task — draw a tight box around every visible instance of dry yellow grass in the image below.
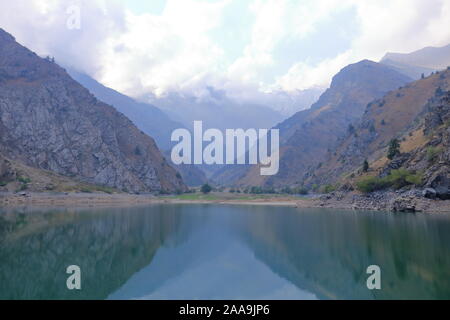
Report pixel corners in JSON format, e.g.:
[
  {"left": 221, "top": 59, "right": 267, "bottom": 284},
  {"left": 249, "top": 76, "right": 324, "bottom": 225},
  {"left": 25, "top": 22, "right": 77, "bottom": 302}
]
[{"left": 400, "top": 128, "right": 428, "bottom": 153}]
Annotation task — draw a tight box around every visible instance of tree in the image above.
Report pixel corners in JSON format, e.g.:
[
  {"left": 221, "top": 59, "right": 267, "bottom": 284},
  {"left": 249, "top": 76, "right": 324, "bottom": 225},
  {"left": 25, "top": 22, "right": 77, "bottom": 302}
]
[
  {"left": 362, "top": 159, "right": 369, "bottom": 172},
  {"left": 134, "top": 146, "right": 142, "bottom": 156},
  {"left": 347, "top": 124, "right": 355, "bottom": 135},
  {"left": 387, "top": 138, "right": 400, "bottom": 160},
  {"left": 201, "top": 184, "right": 212, "bottom": 194}
]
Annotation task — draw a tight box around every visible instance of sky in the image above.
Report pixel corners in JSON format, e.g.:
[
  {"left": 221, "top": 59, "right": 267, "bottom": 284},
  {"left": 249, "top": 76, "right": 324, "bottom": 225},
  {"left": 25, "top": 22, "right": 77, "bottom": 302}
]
[{"left": 0, "top": 0, "right": 450, "bottom": 110}]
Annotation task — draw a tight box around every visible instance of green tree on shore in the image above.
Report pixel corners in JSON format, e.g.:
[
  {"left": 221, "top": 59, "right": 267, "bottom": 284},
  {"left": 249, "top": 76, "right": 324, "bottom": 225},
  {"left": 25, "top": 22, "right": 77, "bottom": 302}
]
[{"left": 201, "top": 184, "right": 212, "bottom": 194}]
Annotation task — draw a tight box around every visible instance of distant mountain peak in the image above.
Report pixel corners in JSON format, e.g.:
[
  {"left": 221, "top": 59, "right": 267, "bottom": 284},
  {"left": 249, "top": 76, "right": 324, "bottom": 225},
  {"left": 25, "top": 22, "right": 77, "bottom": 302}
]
[{"left": 381, "top": 43, "right": 450, "bottom": 73}]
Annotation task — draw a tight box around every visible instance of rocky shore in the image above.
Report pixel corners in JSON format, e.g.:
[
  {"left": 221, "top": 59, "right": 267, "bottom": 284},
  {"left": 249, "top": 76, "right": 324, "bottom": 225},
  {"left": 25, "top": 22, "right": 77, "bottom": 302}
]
[
  {"left": 1, "top": 190, "right": 450, "bottom": 213},
  {"left": 300, "top": 189, "right": 450, "bottom": 213}
]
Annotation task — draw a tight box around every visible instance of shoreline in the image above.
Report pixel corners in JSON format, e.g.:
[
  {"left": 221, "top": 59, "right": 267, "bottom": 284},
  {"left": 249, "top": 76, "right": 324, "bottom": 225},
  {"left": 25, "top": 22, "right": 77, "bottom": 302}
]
[{"left": 1, "top": 191, "right": 450, "bottom": 213}]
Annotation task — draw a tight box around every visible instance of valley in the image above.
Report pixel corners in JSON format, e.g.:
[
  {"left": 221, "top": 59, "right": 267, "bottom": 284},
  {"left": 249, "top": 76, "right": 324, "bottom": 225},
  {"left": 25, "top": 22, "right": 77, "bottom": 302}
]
[{"left": 0, "top": 27, "right": 449, "bottom": 213}]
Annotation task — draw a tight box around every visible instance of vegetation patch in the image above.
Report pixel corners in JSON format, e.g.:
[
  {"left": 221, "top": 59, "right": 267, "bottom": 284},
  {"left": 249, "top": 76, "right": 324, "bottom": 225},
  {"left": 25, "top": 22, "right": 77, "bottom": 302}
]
[
  {"left": 321, "top": 184, "right": 337, "bottom": 194},
  {"left": 427, "top": 146, "right": 443, "bottom": 164},
  {"left": 356, "top": 169, "right": 423, "bottom": 193}
]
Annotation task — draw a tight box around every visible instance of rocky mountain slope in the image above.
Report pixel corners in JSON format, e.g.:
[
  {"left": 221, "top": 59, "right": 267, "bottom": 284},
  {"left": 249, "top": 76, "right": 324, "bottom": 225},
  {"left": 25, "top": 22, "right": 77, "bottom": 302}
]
[
  {"left": 399, "top": 89, "right": 450, "bottom": 199},
  {"left": 67, "top": 70, "right": 206, "bottom": 187},
  {"left": 0, "top": 28, "right": 186, "bottom": 193},
  {"left": 306, "top": 68, "right": 450, "bottom": 191},
  {"left": 67, "top": 69, "right": 183, "bottom": 151},
  {"left": 225, "top": 60, "right": 412, "bottom": 187}
]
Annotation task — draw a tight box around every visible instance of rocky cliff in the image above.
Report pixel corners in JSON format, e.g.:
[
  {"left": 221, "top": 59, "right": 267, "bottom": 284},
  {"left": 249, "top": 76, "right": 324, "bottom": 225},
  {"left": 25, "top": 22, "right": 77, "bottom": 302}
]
[{"left": 0, "top": 29, "right": 186, "bottom": 193}]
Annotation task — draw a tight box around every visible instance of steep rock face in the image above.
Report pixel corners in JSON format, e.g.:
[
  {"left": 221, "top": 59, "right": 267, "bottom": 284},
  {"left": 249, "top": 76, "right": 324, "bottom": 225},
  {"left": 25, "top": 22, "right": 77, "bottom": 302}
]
[
  {"left": 235, "top": 60, "right": 412, "bottom": 187},
  {"left": 0, "top": 29, "right": 186, "bottom": 193},
  {"left": 400, "top": 90, "right": 450, "bottom": 199}
]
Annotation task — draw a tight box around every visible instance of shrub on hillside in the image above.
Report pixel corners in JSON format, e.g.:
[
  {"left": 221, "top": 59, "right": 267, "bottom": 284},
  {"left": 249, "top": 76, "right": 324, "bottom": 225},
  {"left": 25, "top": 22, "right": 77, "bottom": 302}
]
[
  {"left": 356, "top": 176, "right": 388, "bottom": 193},
  {"left": 427, "top": 146, "right": 442, "bottom": 163},
  {"left": 294, "top": 187, "right": 309, "bottom": 195},
  {"left": 322, "top": 184, "right": 337, "bottom": 194},
  {"left": 356, "top": 169, "right": 423, "bottom": 193}
]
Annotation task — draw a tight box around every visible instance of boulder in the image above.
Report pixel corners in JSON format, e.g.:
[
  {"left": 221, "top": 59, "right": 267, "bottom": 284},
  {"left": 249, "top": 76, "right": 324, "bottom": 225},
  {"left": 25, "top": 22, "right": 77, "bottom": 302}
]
[
  {"left": 428, "top": 172, "right": 450, "bottom": 200},
  {"left": 422, "top": 188, "right": 437, "bottom": 199},
  {"left": 435, "top": 186, "right": 450, "bottom": 200},
  {"left": 390, "top": 196, "right": 416, "bottom": 212}
]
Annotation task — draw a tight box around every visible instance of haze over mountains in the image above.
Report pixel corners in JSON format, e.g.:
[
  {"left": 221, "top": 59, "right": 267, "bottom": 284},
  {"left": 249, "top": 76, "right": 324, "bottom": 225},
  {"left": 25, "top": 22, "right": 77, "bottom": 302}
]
[{"left": 145, "top": 89, "right": 285, "bottom": 132}]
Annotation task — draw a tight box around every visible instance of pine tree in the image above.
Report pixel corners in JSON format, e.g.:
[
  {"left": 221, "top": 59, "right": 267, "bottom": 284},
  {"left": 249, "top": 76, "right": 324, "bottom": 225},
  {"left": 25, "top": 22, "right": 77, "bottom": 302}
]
[
  {"left": 387, "top": 139, "right": 400, "bottom": 160},
  {"left": 362, "top": 159, "right": 369, "bottom": 172}
]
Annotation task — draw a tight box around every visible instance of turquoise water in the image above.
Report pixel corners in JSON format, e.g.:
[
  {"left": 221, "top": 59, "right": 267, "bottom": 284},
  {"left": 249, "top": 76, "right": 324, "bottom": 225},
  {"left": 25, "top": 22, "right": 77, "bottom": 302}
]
[{"left": 0, "top": 204, "right": 449, "bottom": 300}]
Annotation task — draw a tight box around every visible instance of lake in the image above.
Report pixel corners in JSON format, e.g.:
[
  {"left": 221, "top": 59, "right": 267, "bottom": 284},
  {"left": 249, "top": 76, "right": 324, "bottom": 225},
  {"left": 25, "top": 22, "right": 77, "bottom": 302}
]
[{"left": 0, "top": 204, "right": 449, "bottom": 300}]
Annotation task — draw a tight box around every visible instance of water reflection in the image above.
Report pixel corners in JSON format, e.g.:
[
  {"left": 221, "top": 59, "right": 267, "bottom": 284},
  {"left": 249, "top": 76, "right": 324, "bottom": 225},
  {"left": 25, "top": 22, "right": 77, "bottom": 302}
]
[
  {"left": 235, "top": 208, "right": 450, "bottom": 299},
  {"left": 0, "top": 205, "right": 193, "bottom": 300},
  {"left": 0, "top": 205, "right": 449, "bottom": 300}
]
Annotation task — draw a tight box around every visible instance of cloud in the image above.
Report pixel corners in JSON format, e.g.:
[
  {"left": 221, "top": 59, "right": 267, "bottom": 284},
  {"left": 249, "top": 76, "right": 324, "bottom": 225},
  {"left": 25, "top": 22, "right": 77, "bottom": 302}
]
[
  {"left": 0, "top": 0, "right": 126, "bottom": 75},
  {"left": 99, "top": 0, "right": 229, "bottom": 97},
  {"left": 274, "top": 0, "right": 450, "bottom": 90},
  {"left": 0, "top": 0, "right": 450, "bottom": 109}
]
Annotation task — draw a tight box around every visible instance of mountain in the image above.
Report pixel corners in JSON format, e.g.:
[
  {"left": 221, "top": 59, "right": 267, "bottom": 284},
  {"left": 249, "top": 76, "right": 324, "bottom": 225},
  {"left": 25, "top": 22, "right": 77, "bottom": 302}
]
[
  {"left": 146, "top": 88, "right": 285, "bottom": 132},
  {"left": 225, "top": 60, "right": 413, "bottom": 187},
  {"left": 66, "top": 70, "right": 207, "bottom": 186},
  {"left": 0, "top": 28, "right": 186, "bottom": 193},
  {"left": 306, "top": 68, "right": 450, "bottom": 195},
  {"left": 381, "top": 44, "right": 450, "bottom": 79},
  {"left": 66, "top": 69, "right": 183, "bottom": 152}
]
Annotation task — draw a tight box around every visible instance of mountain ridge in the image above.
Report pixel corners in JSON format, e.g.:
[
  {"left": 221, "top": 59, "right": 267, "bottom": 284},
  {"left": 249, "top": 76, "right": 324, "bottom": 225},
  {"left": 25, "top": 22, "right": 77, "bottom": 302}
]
[
  {"left": 222, "top": 60, "right": 413, "bottom": 187},
  {"left": 0, "top": 28, "right": 186, "bottom": 193}
]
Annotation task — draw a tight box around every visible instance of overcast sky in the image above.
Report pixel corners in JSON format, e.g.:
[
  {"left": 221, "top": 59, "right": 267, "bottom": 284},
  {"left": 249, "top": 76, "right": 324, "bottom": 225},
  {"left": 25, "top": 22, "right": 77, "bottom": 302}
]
[{"left": 1, "top": 0, "right": 450, "bottom": 104}]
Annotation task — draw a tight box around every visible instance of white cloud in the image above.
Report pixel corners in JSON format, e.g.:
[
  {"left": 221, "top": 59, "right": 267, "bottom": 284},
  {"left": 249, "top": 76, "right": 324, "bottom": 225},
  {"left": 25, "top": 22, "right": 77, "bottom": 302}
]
[
  {"left": 0, "top": 0, "right": 450, "bottom": 108},
  {"left": 274, "top": 0, "right": 450, "bottom": 91}
]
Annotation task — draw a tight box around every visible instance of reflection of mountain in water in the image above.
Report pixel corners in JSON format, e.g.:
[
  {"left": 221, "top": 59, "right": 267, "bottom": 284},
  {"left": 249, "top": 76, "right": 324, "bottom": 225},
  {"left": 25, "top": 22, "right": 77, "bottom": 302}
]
[
  {"left": 1, "top": 205, "right": 450, "bottom": 300},
  {"left": 237, "top": 209, "right": 450, "bottom": 300},
  {"left": 0, "top": 205, "right": 193, "bottom": 300}
]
